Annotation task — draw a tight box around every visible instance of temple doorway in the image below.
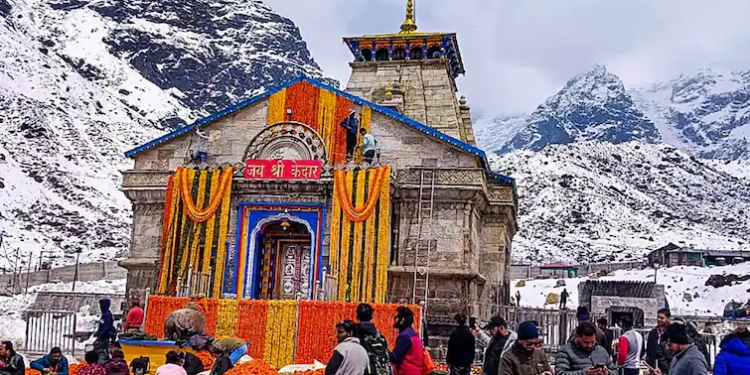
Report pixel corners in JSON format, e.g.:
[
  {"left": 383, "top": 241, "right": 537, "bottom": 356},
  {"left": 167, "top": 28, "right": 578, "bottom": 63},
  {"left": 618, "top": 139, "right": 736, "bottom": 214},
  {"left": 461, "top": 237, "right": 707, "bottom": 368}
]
[{"left": 253, "top": 220, "right": 313, "bottom": 299}]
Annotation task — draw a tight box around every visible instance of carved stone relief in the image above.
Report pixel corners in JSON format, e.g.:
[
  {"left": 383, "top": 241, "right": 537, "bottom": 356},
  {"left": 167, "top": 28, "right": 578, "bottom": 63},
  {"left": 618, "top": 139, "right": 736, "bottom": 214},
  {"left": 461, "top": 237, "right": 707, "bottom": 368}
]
[{"left": 243, "top": 121, "right": 327, "bottom": 162}]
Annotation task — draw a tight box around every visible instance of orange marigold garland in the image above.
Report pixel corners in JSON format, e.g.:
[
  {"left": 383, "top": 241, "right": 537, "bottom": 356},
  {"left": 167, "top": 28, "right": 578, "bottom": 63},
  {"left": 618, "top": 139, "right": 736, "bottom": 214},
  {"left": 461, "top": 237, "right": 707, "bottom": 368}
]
[
  {"left": 237, "top": 300, "right": 268, "bottom": 359},
  {"left": 195, "top": 351, "right": 214, "bottom": 370},
  {"left": 286, "top": 80, "right": 321, "bottom": 130},
  {"left": 224, "top": 359, "right": 277, "bottom": 375},
  {"left": 178, "top": 167, "right": 233, "bottom": 223}
]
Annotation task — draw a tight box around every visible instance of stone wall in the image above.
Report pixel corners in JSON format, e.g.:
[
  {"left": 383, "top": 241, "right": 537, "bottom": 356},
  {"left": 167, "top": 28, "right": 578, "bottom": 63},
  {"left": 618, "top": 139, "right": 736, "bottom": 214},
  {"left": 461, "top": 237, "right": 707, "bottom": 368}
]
[
  {"left": 346, "top": 60, "right": 471, "bottom": 143},
  {"left": 509, "top": 261, "right": 644, "bottom": 280},
  {"left": 0, "top": 261, "right": 126, "bottom": 293},
  {"left": 591, "top": 295, "right": 665, "bottom": 328}
]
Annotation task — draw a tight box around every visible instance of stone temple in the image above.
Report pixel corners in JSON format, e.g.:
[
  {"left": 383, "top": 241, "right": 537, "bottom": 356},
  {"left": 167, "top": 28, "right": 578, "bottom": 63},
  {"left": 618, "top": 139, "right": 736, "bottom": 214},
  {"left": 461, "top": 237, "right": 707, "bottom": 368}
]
[{"left": 119, "top": 0, "right": 518, "bottom": 329}]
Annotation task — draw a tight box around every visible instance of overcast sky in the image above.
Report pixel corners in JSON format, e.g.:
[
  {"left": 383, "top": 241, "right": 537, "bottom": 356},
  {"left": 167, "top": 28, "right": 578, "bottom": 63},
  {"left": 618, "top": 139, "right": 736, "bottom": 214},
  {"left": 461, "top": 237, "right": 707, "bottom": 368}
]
[{"left": 264, "top": 0, "right": 750, "bottom": 119}]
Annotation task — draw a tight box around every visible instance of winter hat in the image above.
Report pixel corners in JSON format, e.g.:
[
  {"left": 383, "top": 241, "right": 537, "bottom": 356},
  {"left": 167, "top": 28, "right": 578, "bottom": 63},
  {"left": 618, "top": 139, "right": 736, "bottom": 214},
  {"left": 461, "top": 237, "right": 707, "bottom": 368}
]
[
  {"left": 482, "top": 316, "right": 507, "bottom": 330},
  {"left": 576, "top": 306, "right": 590, "bottom": 321},
  {"left": 663, "top": 323, "right": 690, "bottom": 345},
  {"left": 517, "top": 321, "right": 539, "bottom": 340}
]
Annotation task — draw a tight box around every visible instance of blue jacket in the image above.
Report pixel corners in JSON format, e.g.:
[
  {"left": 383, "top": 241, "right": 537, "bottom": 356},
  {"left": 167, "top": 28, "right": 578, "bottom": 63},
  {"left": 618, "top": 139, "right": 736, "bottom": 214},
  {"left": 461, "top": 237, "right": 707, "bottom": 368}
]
[
  {"left": 95, "top": 298, "right": 116, "bottom": 340},
  {"left": 714, "top": 336, "right": 750, "bottom": 375},
  {"left": 30, "top": 355, "right": 69, "bottom": 375}
]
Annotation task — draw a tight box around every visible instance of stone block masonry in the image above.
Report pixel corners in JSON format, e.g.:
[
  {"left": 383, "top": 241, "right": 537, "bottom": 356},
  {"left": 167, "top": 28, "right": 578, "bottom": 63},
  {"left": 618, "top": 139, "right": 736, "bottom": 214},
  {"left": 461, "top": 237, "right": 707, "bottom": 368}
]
[{"left": 0, "top": 261, "right": 126, "bottom": 293}]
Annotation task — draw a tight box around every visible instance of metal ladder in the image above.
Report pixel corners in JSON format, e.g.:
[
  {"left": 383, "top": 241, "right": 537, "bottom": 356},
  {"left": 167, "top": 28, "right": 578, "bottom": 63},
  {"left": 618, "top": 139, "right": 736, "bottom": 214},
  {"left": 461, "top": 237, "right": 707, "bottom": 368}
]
[{"left": 412, "top": 170, "right": 435, "bottom": 308}]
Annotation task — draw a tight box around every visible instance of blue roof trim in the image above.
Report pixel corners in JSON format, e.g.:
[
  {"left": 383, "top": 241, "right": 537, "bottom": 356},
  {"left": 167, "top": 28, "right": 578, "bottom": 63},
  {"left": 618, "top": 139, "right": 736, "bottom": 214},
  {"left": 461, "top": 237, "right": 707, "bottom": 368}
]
[{"left": 123, "top": 75, "right": 514, "bottom": 187}]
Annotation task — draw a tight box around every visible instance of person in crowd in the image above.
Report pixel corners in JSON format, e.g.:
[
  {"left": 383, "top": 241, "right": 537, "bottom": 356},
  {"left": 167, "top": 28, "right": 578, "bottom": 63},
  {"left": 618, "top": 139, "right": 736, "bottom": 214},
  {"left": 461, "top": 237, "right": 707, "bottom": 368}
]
[
  {"left": 446, "top": 313, "right": 475, "bottom": 375},
  {"left": 30, "top": 347, "right": 69, "bottom": 375},
  {"left": 476, "top": 316, "right": 517, "bottom": 375},
  {"left": 555, "top": 322, "right": 613, "bottom": 375},
  {"left": 515, "top": 291, "right": 522, "bottom": 307},
  {"left": 207, "top": 337, "right": 246, "bottom": 375},
  {"left": 156, "top": 351, "right": 188, "bottom": 375},
  {"left": 595, "top": 318, "right": 614, "bottom": 358},
  {"left": 325, "top": 320, "right": 369, "bottom": 375},
  {"left": 79, "top": 351, "right": 107, "bottom": 375},
  {"left": 0, "top": 341, "right": 25, "bottom": 375},
  {"left": 559, "top": 289, "right": 569, "bottom": 309},
  {"left": 354, "top": 303, "right": 390, "bottom": 375},
  {"left": 340, "top": 109, "right": 359, "bottom": 162},
  {"left": 358, "top": 128, "right": 377, "bottom": 165},
  {"left": 568, "top": 307, "right": 608, "bottom": 353},
  {"left": 94, "top": 299, "right": 116, "bottom": 364},
  {"left": 661, "top": 323, "right": 708, "bottom": 375},
  {"left": 615, "top": 316, "right": 643, "bottom": 375},
  {"left": 672, "top": 318, "right": 710, "bottom": 368},
  {"left": 123, "top": 299, "right": 144, "bottom": 332},
  {"left": 713, "top": 322, "right": 750, "bottom": 375},
  {"left": 390, "top": 307, "right": 423, "bottom": 375},
  {"left": 500, "top": 321, "right": 550, "bottom": 375},
  {"left": 646, "top": 308, "right": 672, "bottom": 375},
  {"left": 104, "top": 349, "right": 129, "bottom": 375},
  {"left": 180, "top": 350, "right": 204, "bottom": 375}
]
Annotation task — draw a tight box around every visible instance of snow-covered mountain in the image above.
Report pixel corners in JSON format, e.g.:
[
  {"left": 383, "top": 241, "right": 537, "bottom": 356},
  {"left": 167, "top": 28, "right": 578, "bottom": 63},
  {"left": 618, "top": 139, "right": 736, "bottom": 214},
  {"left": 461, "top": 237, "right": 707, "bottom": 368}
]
[
  {"left": 0, "top": 0, "right": 335, "bottom": 270},
  {"left": 498, "top": 66, "right": 659, "bottom": 154},
  {"left": 479, "top": 66, "right": 750, "bottom": 160},
  {"left": 490, "top": 141, "right": 750, "bottom": 264}
]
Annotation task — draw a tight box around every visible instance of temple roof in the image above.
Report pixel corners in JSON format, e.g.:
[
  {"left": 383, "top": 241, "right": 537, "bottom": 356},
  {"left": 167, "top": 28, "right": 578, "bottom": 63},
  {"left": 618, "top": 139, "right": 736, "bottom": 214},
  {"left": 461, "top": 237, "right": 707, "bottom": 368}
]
[
  {"left": 341, "top": 1, "right": 465, "bottom": 78},
  {"left": 123, "top": 75, "right": 514, "bottom": 187}
]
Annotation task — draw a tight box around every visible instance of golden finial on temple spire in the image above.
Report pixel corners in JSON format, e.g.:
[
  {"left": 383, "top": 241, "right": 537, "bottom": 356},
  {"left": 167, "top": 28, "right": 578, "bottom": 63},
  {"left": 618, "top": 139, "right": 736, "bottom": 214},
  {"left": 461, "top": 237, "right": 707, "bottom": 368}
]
[{"left": 399, "top": 0, "right": 417, "bottom": 34}]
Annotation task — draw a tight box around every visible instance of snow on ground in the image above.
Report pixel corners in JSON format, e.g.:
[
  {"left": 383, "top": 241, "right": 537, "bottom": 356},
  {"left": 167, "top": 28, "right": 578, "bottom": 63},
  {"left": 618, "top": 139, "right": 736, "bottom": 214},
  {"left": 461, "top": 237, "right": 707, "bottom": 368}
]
[
  {"left": 512, "top": 264, "right": 750, "bottom": 317},
  {"left": 0, "top": 279, "right": 126, "bottom": 349}
]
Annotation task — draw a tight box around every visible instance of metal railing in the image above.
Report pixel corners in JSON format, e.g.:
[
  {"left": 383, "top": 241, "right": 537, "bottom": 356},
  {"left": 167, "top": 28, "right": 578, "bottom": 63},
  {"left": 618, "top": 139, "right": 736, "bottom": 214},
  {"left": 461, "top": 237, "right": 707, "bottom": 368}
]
[
  {"left": 24, "top": 310, "right": 77, "bottom": 356},
  {"left": 176, "top": 265, "right": 212, "bottom": 297}
]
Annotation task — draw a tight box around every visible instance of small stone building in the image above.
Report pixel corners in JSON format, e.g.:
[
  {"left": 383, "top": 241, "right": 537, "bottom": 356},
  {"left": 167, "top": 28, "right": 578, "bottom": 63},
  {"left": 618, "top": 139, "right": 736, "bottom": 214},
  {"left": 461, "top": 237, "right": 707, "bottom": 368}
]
[
  {"left": 578, "top": 280, "right": 666, "bottom": 328},
  {"left": 119, "top": 1, "right": 518, "bottom": 328}
]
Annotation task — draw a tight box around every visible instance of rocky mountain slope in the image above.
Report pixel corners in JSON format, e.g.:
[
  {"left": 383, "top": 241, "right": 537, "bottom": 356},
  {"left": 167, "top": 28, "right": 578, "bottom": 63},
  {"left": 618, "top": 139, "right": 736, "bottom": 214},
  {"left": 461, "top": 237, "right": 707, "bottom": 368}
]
[
  {"left": 490, "top": 141, "right": 750, "bottom": 264},
  {"left": 0, "top": 0, "right": 333, "bottom": 270},
  {"left": 479, "top": 66, "right": 750, "bottom": 160}
]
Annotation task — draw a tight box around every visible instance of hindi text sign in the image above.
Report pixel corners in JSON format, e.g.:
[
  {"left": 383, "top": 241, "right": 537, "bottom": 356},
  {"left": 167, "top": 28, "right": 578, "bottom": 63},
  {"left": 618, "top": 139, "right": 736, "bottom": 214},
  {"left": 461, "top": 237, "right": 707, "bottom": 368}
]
[{"left": 244, "top": 159, "right": 323, "bottom": 180}]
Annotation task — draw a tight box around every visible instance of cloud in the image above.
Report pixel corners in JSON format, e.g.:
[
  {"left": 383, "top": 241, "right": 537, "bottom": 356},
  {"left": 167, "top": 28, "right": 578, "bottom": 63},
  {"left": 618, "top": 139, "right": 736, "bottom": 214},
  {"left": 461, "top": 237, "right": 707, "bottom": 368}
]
[{"left": 264, "top": 0, "right": 750, "bottom": 117}]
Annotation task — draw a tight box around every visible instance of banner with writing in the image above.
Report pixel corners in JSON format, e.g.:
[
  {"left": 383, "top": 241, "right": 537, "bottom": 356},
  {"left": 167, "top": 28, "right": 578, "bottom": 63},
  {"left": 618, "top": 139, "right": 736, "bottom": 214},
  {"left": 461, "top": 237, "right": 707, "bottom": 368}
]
[{"left": 244, "top": 159, "right": 323, "bottom": 180}]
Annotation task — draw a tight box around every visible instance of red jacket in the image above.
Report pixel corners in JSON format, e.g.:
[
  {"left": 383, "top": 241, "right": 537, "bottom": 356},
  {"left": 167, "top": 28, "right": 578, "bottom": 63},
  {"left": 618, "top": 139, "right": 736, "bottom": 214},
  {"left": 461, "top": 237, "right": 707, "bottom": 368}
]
[
  {"left": 124, "top": 306, "right": 144, "bottom": 330},
  {"left": 390, "top": 327, "right": 423, "bottom": 375}
]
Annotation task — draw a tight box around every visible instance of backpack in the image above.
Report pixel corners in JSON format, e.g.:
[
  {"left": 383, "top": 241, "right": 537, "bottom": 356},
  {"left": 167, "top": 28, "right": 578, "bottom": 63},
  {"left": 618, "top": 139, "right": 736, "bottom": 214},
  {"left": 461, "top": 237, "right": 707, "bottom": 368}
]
[
  {"left": 130, "top": 356, "right": 149, "bottom": 375},
  {"left": 361, "top": 332, "right": 392, "bottom": 375}
]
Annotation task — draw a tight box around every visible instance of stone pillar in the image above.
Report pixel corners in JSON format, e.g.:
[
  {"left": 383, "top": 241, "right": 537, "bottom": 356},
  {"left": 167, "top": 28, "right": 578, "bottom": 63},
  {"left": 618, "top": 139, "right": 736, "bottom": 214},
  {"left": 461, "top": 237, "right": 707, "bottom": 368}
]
[
  {"left": 458, "top": 96, "right": 476, "bottom": 146},
  {"left": 120, "top": 201, "right": 163, "bottom": 300}
]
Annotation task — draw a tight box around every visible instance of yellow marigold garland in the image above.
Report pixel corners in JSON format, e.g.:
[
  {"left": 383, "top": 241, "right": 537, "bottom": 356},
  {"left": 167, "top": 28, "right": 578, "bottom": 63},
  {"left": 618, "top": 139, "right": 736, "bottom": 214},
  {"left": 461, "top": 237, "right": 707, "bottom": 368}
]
[
  {"left": 267, "top": 89, "right": 287, "bottom": 125},
  {"left": 216, "top": 299, "right": 239, "bottom": 337},
  {"left": 157, "top": 167, "right": 234, "bottom": 295},
  {"left": 330, "top": 166, "right": 391, "bottom": 302},
  {"left": 263, "top": 300, "right": 296, "bottom": 368}
]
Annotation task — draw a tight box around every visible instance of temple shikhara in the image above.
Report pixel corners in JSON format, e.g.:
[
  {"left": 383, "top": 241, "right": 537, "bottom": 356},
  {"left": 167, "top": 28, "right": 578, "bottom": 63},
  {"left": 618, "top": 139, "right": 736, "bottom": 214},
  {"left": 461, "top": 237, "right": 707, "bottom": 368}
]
[{"left": 120, "top": 0, "right": 518, "bottom": 348}]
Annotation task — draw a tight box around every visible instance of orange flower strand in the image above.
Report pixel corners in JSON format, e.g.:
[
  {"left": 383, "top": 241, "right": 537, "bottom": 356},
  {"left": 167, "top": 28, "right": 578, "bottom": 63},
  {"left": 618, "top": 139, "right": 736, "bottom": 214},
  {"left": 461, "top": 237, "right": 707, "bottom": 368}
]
[
  {"left": 179, "top": 167, "right": 233, "bottom": 223},
  {"left": 224, "top": 359, "right": 277, "bottom": 375}
]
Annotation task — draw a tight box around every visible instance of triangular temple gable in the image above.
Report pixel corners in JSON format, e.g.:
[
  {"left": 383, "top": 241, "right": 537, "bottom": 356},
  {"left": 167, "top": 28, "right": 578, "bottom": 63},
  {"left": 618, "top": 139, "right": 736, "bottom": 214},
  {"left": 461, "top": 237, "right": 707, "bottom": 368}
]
[
  {"left": 264, "top": 80, "right": 365, "bottom": 165},
  {"left": 124, "top": 76, "right": 514, "bottom": 186}
]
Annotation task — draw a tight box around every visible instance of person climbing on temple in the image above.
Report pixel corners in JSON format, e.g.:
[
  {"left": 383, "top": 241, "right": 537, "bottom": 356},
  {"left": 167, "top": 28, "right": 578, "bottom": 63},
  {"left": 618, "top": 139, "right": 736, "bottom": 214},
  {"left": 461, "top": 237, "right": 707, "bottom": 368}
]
[
  {"left": 359, "top": 127, "right": 377, "bottom": 165},
  {"left": 355, "top": 303, "right": 391, "bottom": 375},
  {"left": 156, "top": 351, "right": 188, "bottom": 375},
  {"left": 340, "top": 109, "right": 359, "bottom": 162},
  {"left": 446, "top": 313, "right": 475, "bottom": 375},
  {"left": 713, "top": 321, "right": 750, "bottom": 375},
  {"left": 193, "top": 129, "right": 210, "bottom": 164},
  {"left": 646, "top": 309, "right": 672, "bottom": 375},
  {"left": 79, "top": 351, "right": 107, "bottom": 375},
  {"left": 94, "top": 299, "right": 117, "bottom": 364},
  {"left": 326, "top": 320, "right": 369, "bottom": 375},
  {"left": 390, "top": 307, "right": 424, "bottom": 375},
  {"left": 30, "top": 347, "right": 69, "bottom": 375},
  {"left": 104, "top": 349, "right": 130, "bottom": 375},
  {"left": 559, "top": 289, "right": 569, "bottom": 309},
  {"left": 0, "top": 341, "right": 24, "bottom": 375},
  {"left": 123, "top": 299, "right": 144, "bottom": 333},
  {"left": 615, "top": 316, "right": 643, "bottom": 375},
  {"left": 500, "top": 321, "right": 551, "bottom": 375},
  {"left": 477, "top": 316, "right": 517, "bottom": 375}
]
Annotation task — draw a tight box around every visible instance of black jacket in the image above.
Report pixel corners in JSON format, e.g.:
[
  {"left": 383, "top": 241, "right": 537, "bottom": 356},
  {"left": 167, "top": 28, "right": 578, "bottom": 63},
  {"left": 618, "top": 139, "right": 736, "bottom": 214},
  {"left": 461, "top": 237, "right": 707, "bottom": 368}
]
[
  {"left": 182, "top": 353, "right": 204, "bottom": 375},
  {"left": 209, "top": 356, "right": 232, "bottom": 375},
  {"left": 646, "top": 328, "right": 671, "bottom": 374},
  {"left": 447, "top": 326, "right": 476, "bottom": 367},
  {"left": 3, "top": 353, "right": 25, "bottom": 375},
  {"left": 483, "top": 334, "right": 510, "bottom": 375}
]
